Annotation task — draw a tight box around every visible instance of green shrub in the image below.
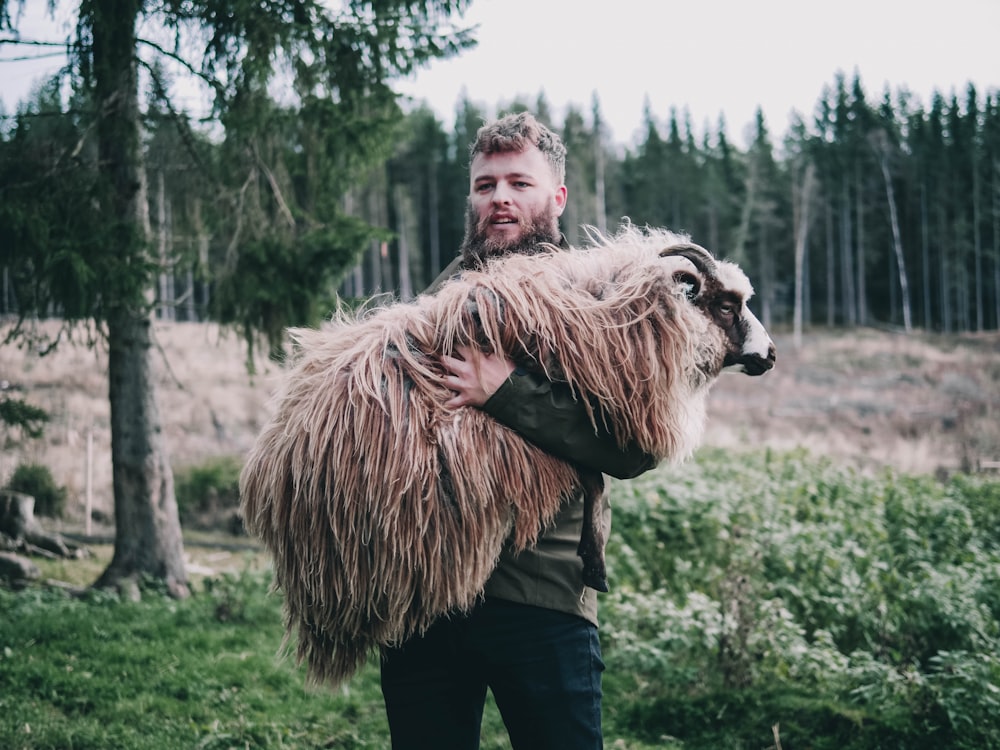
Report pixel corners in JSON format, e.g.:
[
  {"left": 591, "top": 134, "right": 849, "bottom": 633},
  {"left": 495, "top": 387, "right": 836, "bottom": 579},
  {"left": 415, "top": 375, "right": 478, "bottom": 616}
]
[
  {"left": 5, "top": 462, "right": 67, "bottom": 517},
  {"left": 174, "top": 455, "right": 243, "bottom": 521},
  {"left": 0, "top": 397, "right": 49, "bottom": 441},
  {"left": 602, "top": 448, "right": 1000, "bottom": 749}
]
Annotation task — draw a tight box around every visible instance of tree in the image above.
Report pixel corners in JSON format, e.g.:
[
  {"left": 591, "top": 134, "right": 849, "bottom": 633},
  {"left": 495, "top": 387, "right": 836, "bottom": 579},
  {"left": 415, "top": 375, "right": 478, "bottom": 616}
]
[
  {"left": 621, "top": 100, "right": 671, "bottom": 229},
  {"left": 738, "top": 108, "right": 789, "bottom": 328},
  {"left": 0, "top": 0, "right": 473, "bottom": 596},
  {"left": 560, "top": 103, "right": 598, "bottom": 244},
  {"left": 701, "top": 115, "right": 744, "bottom": 263},
  {"left": 387, "top": 106, "right": 452, "bottom": 292},
  {"left": 870, "top": 128, "right": 913, "bottom": 331},
  {"left": 787, "top": 115, "right": 817, "bottom": 347},
  {"left": 591, "top": 93, "right": 609, "bottom": 235}
]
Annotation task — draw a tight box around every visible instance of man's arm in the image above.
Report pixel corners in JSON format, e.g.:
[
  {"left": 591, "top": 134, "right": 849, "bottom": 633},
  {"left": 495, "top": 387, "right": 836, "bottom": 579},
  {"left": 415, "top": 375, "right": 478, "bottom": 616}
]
[{"left": 441, "top": 347, "right": 656, "bottom": 480}]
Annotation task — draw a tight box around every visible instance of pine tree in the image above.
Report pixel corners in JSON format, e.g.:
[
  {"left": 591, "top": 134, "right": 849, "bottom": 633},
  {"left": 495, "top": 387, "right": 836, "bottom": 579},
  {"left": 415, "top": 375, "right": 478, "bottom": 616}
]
[{"left": 0, "top": 0, "right": 473, "bottom": 596}]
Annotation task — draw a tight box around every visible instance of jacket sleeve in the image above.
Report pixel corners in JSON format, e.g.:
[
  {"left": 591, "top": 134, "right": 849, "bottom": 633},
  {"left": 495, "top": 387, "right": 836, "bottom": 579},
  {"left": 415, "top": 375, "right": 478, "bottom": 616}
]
[{"left": 481, "top": 369, "right": 658, "bottom": 480}]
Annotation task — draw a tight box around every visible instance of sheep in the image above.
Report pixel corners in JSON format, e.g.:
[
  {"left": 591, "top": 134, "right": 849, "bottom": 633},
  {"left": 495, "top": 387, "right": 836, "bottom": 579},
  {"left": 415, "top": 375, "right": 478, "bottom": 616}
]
[{"left": 239, "top": 224, "right": 776, "bottom": 687}]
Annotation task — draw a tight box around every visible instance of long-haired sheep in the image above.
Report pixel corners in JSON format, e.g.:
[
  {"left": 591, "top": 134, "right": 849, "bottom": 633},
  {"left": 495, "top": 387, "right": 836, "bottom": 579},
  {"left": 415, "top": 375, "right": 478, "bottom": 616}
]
[{"left": 239, "top": 224, "right": 775, "bottom": 687}]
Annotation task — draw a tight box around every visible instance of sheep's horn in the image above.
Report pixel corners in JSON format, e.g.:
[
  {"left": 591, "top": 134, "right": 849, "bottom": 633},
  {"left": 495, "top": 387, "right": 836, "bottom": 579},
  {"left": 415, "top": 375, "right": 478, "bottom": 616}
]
[{"left": 659, "top": 242, "right": 718, "bottom": 276}]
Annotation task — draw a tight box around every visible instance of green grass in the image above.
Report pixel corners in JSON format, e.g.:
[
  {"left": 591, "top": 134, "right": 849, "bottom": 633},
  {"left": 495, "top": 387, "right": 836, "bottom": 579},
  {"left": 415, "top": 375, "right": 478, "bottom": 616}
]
[
  {"left": 3, "top": 448, "right": 999, "bottom": 749},
  {"left": 0, "top": 575, "right": 386, "bottom": 749},
  {"left": 0, "top": 573, "right": 661, "bottom": 749}
]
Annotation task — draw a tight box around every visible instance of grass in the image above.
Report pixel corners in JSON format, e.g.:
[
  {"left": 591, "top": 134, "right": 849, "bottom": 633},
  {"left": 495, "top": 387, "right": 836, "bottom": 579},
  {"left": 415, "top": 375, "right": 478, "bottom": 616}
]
[
  {"left": 1, "top": 575, "right": 448, "bottom": 750},
  {"left": 1, "top": 557, "right": 666, "bottom": 749}
]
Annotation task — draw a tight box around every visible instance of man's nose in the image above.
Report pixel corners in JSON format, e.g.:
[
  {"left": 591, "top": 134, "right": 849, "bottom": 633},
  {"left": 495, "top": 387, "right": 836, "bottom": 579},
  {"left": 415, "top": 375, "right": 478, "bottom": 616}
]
[{"left": 492, "top": 182, "right": 512, "bottom": 204}]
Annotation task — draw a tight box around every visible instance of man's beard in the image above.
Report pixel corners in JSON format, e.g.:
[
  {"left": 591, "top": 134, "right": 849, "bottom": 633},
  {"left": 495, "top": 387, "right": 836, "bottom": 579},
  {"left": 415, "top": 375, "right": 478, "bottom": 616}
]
[{"left": 459, "top": 202, "right": 562, "bottom": 267}]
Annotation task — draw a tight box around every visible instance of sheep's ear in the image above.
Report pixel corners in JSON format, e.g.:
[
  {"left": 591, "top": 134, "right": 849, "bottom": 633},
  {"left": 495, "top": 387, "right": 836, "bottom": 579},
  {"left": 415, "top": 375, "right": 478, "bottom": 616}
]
[{"left": 673, "top": 270, "right": 701, "bottom": 300}]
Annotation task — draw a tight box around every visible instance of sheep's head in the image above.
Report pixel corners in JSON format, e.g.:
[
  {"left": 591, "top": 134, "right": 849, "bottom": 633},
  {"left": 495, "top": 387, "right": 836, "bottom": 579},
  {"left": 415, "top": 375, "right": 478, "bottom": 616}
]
[{"left": 660, "top": 242, "right": 776, "bottom": 377}]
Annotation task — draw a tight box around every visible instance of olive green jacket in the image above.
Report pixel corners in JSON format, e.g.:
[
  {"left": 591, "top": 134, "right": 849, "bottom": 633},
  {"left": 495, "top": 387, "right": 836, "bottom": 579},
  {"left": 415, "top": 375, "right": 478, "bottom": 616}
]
[{"left": 427, "top": 251, "right": 656, "bottom": 624}]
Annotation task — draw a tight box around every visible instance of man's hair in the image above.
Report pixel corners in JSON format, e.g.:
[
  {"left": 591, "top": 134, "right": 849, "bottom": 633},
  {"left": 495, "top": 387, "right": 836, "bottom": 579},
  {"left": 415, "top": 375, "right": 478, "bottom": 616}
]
[{"left": 469, "top": 111, "right": 566, "bottom": 184}]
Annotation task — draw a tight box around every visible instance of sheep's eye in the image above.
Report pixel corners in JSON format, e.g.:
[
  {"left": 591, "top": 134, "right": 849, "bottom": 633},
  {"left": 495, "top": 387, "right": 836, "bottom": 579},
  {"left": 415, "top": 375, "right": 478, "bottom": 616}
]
[{"left": 718, "top": 303, "right": 735, "bottom": 316}]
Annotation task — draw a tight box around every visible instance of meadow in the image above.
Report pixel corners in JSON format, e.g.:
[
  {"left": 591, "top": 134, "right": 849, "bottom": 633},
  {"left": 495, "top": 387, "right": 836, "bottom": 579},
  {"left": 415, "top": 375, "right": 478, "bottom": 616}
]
[{"left": 3, "top": 447, "right": 999, "bottom": 749}]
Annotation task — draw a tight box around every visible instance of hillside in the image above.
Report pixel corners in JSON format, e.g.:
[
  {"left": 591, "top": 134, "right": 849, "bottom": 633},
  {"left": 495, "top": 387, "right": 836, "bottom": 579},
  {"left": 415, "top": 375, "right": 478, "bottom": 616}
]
[{"left": 3, "top": 320, "right": 999, "bottom": 525}]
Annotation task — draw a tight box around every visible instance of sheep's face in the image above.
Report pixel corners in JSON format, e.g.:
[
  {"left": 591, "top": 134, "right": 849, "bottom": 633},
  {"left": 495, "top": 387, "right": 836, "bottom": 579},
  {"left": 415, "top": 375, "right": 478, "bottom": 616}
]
[
  {"left": 699, "top": 261, "right": 776, "bottom": 376},
  {"left": 660, "top": 241, "right": 776, "bottom": 378}
]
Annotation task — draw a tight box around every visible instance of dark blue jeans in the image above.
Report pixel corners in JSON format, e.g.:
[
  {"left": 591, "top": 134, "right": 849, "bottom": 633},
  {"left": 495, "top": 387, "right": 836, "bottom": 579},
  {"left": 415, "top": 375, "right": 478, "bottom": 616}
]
[{"left": 380, "top": 598, "right": 605, "bottom": 750}]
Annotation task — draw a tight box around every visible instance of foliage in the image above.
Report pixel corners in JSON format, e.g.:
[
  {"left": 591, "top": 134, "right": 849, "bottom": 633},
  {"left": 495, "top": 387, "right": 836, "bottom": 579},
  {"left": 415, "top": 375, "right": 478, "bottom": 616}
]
[
  {"left": 0, "top": 397, "right": 49, "bottom": 442},
  {"left": 5, "top": 462, "right": 68, "bottom": 518},
  {"left": 601, "top": 448, "right": 1000, "bottom": 749},
  {"left": 0, "top": 80, "right": 111, "bottom": 341},
  {"left": 173, "top": 456, "right": 243, "bottom": 522}
]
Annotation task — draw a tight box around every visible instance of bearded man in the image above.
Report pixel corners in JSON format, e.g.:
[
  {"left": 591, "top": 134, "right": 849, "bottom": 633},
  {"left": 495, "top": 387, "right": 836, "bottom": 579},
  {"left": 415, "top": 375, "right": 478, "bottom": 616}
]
[{"left": 379, "top": 112, "right": 655, "bottom": 750}]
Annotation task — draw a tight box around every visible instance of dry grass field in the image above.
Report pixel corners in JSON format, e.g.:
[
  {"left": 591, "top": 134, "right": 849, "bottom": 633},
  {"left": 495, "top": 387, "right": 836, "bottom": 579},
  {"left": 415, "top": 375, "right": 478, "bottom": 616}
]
[
  {"left": 3, "top": 319, "right": 1000, "bottom": 530},
  {"left": 704, "top": 326, "right": 1000, "bottom": 477}
]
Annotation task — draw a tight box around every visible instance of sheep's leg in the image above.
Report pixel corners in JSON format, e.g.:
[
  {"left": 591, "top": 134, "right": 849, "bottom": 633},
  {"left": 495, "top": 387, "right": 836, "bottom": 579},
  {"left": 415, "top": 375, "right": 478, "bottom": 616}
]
[{"left": 577, "top": 470, "right": 609, "bottom": 592}]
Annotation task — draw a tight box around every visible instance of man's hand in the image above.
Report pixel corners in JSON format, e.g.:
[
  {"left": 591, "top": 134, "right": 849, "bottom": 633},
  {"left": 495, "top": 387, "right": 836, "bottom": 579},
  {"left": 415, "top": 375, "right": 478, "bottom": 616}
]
[{"left": 441, "top": 345, "right": 515, "bottom": 408}]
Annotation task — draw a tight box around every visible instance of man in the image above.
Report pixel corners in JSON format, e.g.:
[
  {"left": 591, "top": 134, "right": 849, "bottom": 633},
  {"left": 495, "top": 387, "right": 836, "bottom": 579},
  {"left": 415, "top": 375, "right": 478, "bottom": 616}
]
[{"left": 380, "top": 112, "right": 655, "bottom": 749}]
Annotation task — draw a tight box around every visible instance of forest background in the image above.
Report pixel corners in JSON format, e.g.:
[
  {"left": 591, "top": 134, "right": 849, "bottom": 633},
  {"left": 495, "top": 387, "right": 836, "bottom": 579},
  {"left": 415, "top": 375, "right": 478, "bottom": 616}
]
[{"left": 3, "top": 38, "right": 1000, "bottom": 345}]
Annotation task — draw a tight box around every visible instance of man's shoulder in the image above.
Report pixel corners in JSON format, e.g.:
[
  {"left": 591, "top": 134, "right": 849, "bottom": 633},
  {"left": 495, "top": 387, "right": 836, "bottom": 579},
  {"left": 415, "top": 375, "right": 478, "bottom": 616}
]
[{"left": 423, "top": 256, "right": 465, "bottom": 295}]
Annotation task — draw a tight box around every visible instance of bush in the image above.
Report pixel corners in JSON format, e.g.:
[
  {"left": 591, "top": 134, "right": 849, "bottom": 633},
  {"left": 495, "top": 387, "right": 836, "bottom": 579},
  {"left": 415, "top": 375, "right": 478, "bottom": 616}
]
[
  {"left": 174, "top": 455, "right": 243, "bottom": 522},
  {"left": 0, "top": 397, "right": 49, "bottom": 441},
  {"left": 5, "top": 462, "right": 68, "bottom": 518},
  {"left": 601, "top": 448, "right": 1000, "bottom": 749}
]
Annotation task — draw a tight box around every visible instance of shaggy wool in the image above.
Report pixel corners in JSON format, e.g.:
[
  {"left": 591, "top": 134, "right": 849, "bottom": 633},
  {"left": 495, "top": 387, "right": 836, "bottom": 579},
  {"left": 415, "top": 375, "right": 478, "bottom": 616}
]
[{"left": 240, "top": 225, "right": 739, "bottom": 686}]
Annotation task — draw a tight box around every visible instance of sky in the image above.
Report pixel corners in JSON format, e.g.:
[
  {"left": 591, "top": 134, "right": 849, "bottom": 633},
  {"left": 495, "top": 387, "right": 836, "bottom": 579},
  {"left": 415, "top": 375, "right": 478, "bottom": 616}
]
[{"left": 2, "top": 0, "right": 999, "bottom": 149}]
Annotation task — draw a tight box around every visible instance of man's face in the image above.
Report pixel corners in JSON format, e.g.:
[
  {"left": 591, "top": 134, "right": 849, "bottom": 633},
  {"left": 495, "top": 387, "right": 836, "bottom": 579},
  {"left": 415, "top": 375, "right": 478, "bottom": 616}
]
[{"left": 462, "top": 145, "right": 567, "bottom": 262}]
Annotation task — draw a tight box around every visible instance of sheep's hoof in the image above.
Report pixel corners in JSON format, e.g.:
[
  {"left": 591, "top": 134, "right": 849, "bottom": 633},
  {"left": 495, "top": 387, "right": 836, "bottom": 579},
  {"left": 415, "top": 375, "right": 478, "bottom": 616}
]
[{"left": 580, "top": 556, "right": 610, "bottom": 593}]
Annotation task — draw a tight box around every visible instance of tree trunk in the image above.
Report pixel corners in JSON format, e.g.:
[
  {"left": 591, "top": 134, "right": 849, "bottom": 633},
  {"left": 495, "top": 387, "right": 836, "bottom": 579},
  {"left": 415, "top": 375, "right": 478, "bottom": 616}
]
[
  {"left": 157, "top": 169, "right": 175, "bottom": 321},
  {"left": 593, "top": 102, "right": 608, "bottom": 235},
  {"left": 825, "top": 201, "right": 836, "bottom": 327},
  {"left": 921, "top": 182, "right": 932, "bottom": 329},
  {"left": 993, "top": 161, "right": 1000, "bottom": 329},
  {"left": 731, "top": 159, "right": 757, "bottom": 268},
  {"left": 88, "top": 0, "right": 188, "bottom": 597},
  {"left": 938, "top": 202, "right": 951, "bottom": 332},
  {"left": 758, "top": 218, "right": 773, "bottom": 329},
  {"left": 875, "top": 147, "right": 913, "bottom": 331},
  {"left": 1, "top": 491, "right": 82, "bottom": 560},
  {"left": 855, "top": 167, "right": 867, "bottom": 326},
  {"left": 428, "top": 154, "right": 441, "bottom": 284},
  {"left": 394, "top": 185, "right": 414, "bottom": 300},
  {"left": 97, "top": 310, "right": 188, "bottom": 597},
  {"left": 792, "top": 162, "right": 816, "bottom": 348},
  {"left": 840, "top": 178, "right": 857, "bottom": 326},
  {"left": 972, "top": 147, "right": 983, "bottom": 331}
]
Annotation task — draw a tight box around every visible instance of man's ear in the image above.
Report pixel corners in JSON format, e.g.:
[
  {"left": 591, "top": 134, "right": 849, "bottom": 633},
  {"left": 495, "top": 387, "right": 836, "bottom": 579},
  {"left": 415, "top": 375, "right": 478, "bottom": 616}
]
[{"left": 553, "top": 184, "right": 568, "bottom": 216}]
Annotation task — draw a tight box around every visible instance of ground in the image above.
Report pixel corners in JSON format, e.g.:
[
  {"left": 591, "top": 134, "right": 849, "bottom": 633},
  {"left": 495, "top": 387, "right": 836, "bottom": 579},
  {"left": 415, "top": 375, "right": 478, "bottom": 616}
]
[
  {"left": 703, "top": 327, "right": 1000, "bottom": 478},
  {"left": 3, "top": 320, "right": 1000, "bottom": 535}
]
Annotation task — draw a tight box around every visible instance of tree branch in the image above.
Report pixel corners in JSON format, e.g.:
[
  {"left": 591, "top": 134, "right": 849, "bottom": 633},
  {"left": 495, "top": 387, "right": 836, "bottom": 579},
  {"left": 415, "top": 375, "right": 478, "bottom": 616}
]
[
  {"left": 0, "top": 38, "right": 73, "bottom": 47},
  {"left": 251, "top": 144, "right": 297, "bottom": 229},
  {"left": 138, "top": 57, "right": 213, "bottom": 176},
  {"left": 136, "top": 36, "right": 224, "bottom": 99}
]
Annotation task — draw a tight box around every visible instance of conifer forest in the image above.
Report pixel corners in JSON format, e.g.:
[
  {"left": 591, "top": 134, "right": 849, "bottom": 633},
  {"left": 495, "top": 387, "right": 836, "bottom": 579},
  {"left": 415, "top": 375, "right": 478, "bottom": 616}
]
[{"left": 3, "top": 62, "right": 999, "bottom": 347}]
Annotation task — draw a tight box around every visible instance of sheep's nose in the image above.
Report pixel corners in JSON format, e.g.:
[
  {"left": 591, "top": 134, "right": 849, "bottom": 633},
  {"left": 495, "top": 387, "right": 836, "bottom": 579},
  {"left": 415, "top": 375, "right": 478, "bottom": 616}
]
[{"left": 742, "top": 345, "right": 776, "bottom": 376}]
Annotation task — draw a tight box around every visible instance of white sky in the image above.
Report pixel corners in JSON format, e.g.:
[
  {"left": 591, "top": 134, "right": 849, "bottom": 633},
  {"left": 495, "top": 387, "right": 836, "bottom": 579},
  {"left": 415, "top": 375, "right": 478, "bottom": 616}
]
[
  {"left": 3, "top": 0, "right": 999, "bottom": 149},
  {"left": 399, "top": 0, "right": 1000, "bottom": 148}
]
